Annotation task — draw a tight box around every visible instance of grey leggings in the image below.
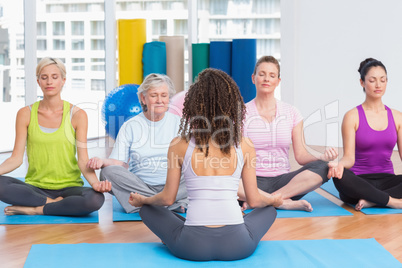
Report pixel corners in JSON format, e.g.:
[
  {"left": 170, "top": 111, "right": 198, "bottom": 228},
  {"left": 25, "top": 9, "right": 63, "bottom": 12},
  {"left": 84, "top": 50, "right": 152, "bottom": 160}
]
[
  {"left": 139, "top": 204, "right": 277, "bottom": 261},
  {"left": 0, "top": 176, "right": 104, "bottom": 216}
]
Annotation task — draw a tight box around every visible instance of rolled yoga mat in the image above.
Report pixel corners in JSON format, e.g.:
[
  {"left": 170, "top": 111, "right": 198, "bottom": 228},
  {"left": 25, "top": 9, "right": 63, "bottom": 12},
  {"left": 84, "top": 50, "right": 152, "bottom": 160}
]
[
  {"left": 159, "top": 36, "right": 185, "bottom": 93},
  {"left": 118, "top": 19, "right": 146, "bottom": 86},
  {"left": 209, "top": 41, "right": 232, "bottom": 76},
  {"left": 142, "top": 41, "right": 167, "bottom": 77},
  {"left": 192, "top": 43, "right": 210, "bottom": 82},
  {"left": 231, "top": 39, "right": 257, "bottom": 103}
]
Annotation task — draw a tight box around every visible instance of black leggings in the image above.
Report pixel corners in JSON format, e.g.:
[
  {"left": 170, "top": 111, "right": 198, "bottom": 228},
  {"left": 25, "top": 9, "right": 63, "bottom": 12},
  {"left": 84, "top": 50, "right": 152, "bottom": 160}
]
[
  {"left": 139, "top": 204, "right": 277, "bottom": 261},
  {"left": 333, "top": 170, "right": 402, "bottom": 206},
  {"left": 0, "top": 176, "right": 104, "bottom": 216}
]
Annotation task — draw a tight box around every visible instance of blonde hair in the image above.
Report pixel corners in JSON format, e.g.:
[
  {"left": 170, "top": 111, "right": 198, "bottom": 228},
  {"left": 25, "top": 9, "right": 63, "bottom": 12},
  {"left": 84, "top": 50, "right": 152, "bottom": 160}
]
[{"left": 36, "top": 57, "right": 66, "bottom": 79}]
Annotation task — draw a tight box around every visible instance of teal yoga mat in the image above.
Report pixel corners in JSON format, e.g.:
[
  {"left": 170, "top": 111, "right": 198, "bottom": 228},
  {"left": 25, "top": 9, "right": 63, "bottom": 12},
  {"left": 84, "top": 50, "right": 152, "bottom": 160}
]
[
  {"left": 244, "top": 190, "right": 352, "bottom": 218},
  {"left": 142, "top": 41, "right": 167, "bottom": 77},
  {"left": 24, "top": 238, "right": 401, "bottom": 267},
  {"left": 112, "top": 190, "right": 351, "bottom": 222},
  {"left": 0, "top": 202, "right": 99, "bottom": 224},
  {"left": 321, "top": 180, "right": 402, "bottom": 215},
  {"left": 0, "top": 177, "right": 99, "bottom": 225},
  {"left": 192, "top": 43, "right": 210, "bottom": 82}
]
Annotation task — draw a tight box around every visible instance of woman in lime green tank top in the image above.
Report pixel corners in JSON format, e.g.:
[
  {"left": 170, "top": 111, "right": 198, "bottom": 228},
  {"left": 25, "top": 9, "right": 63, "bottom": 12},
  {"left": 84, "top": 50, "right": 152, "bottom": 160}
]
[{"left": 0, "top": 57, "right": 111, "bottom": 216}]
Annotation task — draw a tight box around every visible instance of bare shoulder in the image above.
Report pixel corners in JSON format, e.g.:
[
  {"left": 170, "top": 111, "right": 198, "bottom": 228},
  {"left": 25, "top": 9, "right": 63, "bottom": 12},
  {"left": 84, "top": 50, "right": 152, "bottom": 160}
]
[
  {"left": 240, "top": 137, "right": 255, "bottom": 156},
  {"left": 241, "top": 137, "right": 254, "bottom": 149},
  {"left": 344, "top": 107, "right": 358, "bottom": 119},
  {"left": 70, "top": 104, "right": 87, "bottom": 117},
  {"left": 17, "top": 105, "right": 31, "bottom": 116},
  {"left": 70, "top": 104, "right": 88, "bottom": 122},
  {"left": 68, "top": 103, "right": 88, "bottom": 131},
  {"left": 343, "top": 107, "right": 359, "bottom": 123},
  {"left": 16, "top": 106, "right": 31, "bottom": 124},
  {"left": 169, "top": 137, "right": 188, "bottom": 156},
  {"left": 390, "top": 108, "right": 402, "bottom": 126}
]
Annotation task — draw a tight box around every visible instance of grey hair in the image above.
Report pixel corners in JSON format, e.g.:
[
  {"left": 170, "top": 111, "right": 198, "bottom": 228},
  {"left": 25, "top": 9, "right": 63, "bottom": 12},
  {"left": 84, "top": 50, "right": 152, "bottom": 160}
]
[
  {"left": 137, "top": 73, "right": 176, "bottom": 111},
  {"left": 36, "top": 57, "right": 66, "bottom": 79}
]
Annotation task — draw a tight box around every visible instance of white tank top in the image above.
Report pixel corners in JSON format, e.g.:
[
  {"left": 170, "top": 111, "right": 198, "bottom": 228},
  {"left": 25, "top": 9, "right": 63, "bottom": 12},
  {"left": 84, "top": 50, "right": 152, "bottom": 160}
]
[{"left": 182, "top": 139, "right": 244, "bottom": 226}]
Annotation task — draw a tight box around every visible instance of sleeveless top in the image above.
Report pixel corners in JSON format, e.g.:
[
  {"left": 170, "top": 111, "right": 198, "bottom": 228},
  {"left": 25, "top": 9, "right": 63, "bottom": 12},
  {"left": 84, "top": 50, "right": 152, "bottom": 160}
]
[
  {"left": 350, "top": 105, "right": 397, "bottom": 175},
  {"left": 182, "top": 139, "right": 244, "bottom": 226},
  {"left": 25, "top": 101, "right": 83, "bottom": 189}
]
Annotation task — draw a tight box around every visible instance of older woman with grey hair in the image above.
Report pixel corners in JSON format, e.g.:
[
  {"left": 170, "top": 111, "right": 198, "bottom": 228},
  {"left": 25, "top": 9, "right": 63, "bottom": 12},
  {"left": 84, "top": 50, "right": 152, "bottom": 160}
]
[{"left": 87, "top": 73, "right": 188, "bottom": 213}]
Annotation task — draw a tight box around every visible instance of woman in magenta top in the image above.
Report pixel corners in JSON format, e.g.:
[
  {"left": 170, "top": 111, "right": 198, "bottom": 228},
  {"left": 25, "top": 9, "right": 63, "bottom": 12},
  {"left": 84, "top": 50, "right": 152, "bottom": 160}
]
[
  {"left": 328, "top": 58, "right": 402, "bottom": 210},
  {"left": 238, "top": 56, "right": 338, "bottom": 212}
]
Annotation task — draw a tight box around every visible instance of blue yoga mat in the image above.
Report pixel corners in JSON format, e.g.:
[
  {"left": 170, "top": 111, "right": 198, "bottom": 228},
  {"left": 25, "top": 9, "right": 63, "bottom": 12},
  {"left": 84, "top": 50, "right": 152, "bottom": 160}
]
[
  {"left": 0, "top": 177, "right": 99, "bottom": 225},
  {"left": 24, "top": 238, "right": 401, "bottom": 267},
  {"left": 113, "top": 190, "right": 351, "bottom": 222},
  {"left": 321, "top": 180, "right": 402, "bottom": 215},
  {"left": 244, "top": 190, "right": 352, "bottom": 218},
  {"left": 232, "top": 39, "right": 257, "bottom": 103},
  {"left": 209, "top": 41, "right": 232, "bottom": 76},
  {"left": 112, "top": 196, "right": 186, "bottom": 222},
  {"left": 142, "top": 41, "right": 167, "bottom": 77}
]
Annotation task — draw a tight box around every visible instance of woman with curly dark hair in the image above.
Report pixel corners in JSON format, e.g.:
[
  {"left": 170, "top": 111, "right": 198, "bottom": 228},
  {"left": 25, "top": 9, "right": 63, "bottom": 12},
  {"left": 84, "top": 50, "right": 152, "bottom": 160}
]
[{"left": 128, "top": 68, "right": 282, "bottom": 261}]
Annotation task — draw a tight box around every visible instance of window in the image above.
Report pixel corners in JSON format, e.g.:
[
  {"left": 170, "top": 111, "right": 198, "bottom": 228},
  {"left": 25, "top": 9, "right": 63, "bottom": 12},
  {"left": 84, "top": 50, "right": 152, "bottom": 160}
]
[
  {"left": 37, "top": 22, "right": 46, "bottom": 36},
  {"left": 53, "top": 39, "right": 65, "bottom": 50},
  {"left": 47, "top": 4, "right": 66, "bottom": 13},
  {"left": 174, "top": 20, "right": 187, "bottom": 35},
  {"left": 37, "top": 39, "right": 47, "bottom": 50},
  {"left": 72, "top": 58, "right": 85, "bottom": 71},
  {"left": 68, "top": 4, "right": 87, "bottom": 12},
  {"left": 91, "top": 79, "right": 105, "bottom": 91},
  {"left": 71, "top": 21, "right": 84, "bottom": 35},
  {"left": 211, "top": 20, "right": 226, "bottom": 35},
  {"left": 53, "top": 21, "right": 65, "bottom": 36},
  {"left": 152, "top": 20, "right": 167, "bottom": 35},
  {"left": 91, "top": 58, "right": 105, "bottom": 71},
  {"left": 72, "top": 39, "right": 84, "bottom": 50},
  {"left": 210, "top": 0, "right": 228, "bottom": 15},
  {"left": 88, "top": 4, "right": 104, "bottom": 12},
  {"left": 91, "top": 21, "right": 104, "bottom": 36},
  {"left": 198, "top": 0, "right": 281, "bottom": 58},
  {"left": 16, "top": 39, "right": 24, "bottom": 50},
  {"left": 71, "top": 79, "right": 85, "bottom": 90},
  {"left": 91, "top": 39, "right": 104, "bottom": 50}
]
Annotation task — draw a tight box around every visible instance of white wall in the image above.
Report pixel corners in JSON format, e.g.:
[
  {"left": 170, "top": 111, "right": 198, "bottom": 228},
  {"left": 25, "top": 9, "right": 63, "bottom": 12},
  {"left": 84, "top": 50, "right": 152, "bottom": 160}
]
[{"left": 281, "top": 0, "right": 402, "bottom": 148}]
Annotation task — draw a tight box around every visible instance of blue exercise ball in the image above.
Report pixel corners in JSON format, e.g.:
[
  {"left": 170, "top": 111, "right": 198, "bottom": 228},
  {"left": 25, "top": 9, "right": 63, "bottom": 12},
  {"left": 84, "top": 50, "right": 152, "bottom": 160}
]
[{"left": 102, "top": 84, "right": 142, "bottom": 139}]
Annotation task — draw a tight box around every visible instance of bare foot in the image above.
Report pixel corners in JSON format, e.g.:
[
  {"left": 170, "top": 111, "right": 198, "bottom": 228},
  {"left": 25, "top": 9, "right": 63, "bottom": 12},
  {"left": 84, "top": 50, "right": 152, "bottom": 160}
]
[
  {"left": 355, "top": 199, "right": 375, "bottom": 211},
  {"left": 241, "top": 201, "right": 250, "bottom": 211},
  {"left": 386, "top": 197, "right": 402, "bottom": 209},
  {"left": 172, "top": 206, "right": 186, "bottom": 214},
  {"left": 278, "top": 199, "right": 313, "bottom": 212},
  {"left": 269, "top": 193, "right": 283, "bottom": 208},
  {"left": 4, "top": 205, "right": 44, "bottom": 216}
]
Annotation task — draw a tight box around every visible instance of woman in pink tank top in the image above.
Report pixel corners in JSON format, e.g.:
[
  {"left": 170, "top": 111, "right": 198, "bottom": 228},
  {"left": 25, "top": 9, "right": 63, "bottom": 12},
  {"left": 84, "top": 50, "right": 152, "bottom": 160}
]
[
  {"left": 328, "top": 58, "right": 402, "bottom": 210},
  {"left": 239, "top": 56, "right": 338, "bottom": 212}
]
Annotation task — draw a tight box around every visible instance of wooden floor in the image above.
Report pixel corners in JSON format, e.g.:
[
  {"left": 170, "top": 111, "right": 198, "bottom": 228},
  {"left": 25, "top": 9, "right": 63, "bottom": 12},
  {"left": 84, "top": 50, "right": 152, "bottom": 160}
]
[{"left": 1, "top": 144, "right": 402, "bottom": 267}]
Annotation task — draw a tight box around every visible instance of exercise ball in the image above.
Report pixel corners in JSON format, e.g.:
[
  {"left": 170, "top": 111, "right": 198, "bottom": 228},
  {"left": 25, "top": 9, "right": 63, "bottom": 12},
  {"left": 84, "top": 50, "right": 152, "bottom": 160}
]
[{"left": 102, "top": 84, "right": 142, "bottom": 139}]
